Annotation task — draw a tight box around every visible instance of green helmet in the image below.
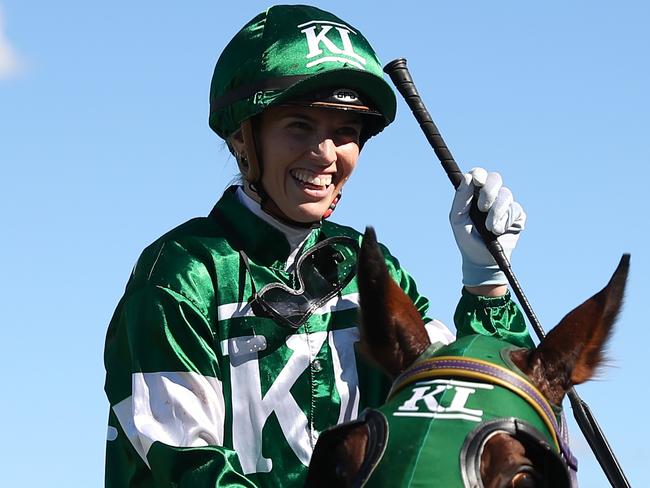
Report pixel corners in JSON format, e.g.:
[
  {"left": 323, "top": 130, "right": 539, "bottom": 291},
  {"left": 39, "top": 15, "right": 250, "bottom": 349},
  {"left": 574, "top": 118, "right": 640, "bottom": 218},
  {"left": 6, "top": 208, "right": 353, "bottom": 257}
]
[{"left": 209, "top": 4, "right": 397, "bottom": 140}]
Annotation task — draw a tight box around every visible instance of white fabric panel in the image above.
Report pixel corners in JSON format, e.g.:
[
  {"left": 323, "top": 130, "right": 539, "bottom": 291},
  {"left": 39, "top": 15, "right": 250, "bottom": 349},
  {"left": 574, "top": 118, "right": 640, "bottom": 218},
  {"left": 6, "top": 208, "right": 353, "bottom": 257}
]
[
  {"left": 217, "top": 292, "right": 360, "bottom": 321},
  {"left": 425, "top": 319, "right": 456, "bottom": 345},
  {"left": 217, "top": 300, "right": 255, "bottom": 322},
  {"left": 113, "top": 371, "right": 225, "bottom": 467},
  {"left": 113, "top": 395, "right": 150, "bottom": 467},
  {"left": 329, "top": 327, "right": 361, "bottom": 425},
  {"left": 313, "top": 292, "right": 359, "bottom": 315}
]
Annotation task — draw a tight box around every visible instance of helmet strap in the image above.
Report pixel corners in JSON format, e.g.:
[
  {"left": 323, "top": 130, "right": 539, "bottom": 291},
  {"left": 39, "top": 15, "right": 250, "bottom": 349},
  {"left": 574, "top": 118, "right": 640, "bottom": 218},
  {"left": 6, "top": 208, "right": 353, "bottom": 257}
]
[
  {"left": 322, "top": 192, "right": 341, "bottom": 219},
  {"left": 239, "top": 118, "right": 275, "bottom": 216}
]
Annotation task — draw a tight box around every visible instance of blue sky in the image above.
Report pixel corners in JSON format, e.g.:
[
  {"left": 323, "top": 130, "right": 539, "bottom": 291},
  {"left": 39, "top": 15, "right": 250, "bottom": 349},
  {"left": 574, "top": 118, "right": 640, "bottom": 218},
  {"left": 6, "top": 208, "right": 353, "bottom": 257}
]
[{"left": 1, "top": 1, "right": 648, "bottom": 486}]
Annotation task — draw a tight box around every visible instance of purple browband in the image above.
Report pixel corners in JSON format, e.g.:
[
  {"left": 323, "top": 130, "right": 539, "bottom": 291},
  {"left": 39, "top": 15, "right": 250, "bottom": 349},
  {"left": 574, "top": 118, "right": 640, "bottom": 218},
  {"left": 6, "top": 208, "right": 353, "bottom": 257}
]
[{"left": 389, "top": 356, "right": 578, "bottom": 471}]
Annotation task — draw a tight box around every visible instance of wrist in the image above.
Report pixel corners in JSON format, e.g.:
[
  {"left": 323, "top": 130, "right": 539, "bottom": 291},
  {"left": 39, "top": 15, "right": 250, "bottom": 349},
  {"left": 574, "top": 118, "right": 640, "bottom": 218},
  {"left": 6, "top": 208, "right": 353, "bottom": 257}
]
[
  {"left": 464, "top": 284, "right": 508, "bottom": 297},
  {"left": 461, "top": 260, "right": 507, "bottom": 288}
]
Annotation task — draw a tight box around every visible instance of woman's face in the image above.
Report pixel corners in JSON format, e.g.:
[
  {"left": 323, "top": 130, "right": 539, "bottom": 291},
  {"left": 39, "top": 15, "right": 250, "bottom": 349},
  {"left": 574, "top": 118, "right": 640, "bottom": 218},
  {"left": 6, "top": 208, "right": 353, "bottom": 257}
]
[{"left": 256, "top": 105, "right": 363, "bottom": 223}]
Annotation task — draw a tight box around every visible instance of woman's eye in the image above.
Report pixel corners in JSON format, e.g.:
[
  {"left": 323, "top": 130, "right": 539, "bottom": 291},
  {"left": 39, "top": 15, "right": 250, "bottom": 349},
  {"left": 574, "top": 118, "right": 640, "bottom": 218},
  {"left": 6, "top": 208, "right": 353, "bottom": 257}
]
[
  {"left": 336, "top": 126, "right": 361, "bottom": 140},
  {"left": 288, "top": 121, "right": 312, "bottom": 131}
]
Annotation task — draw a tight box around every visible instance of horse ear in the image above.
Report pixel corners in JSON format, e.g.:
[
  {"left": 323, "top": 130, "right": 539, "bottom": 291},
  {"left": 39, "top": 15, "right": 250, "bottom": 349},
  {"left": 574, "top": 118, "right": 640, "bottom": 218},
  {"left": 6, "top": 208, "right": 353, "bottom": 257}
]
[
  {"left": 517, "top": 255, "right": 629, "bottom": 404},
  {"left": 357, "top": 227, "right": 430, "bottom": 377}
]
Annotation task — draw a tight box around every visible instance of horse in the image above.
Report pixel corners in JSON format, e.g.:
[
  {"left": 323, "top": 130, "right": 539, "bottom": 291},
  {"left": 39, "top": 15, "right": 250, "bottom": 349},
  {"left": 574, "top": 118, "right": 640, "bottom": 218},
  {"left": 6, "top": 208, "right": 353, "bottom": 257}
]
[{"left": 306, "top": 228, "right": 629, "bottom": 488}]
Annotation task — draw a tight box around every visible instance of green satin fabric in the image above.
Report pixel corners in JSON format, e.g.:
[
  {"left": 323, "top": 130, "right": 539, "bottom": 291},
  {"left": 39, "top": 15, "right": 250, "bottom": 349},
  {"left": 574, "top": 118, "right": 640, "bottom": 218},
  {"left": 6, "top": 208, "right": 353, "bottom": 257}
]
[{"left": 454, "top": 288, "right": 534, "bottom": 349}]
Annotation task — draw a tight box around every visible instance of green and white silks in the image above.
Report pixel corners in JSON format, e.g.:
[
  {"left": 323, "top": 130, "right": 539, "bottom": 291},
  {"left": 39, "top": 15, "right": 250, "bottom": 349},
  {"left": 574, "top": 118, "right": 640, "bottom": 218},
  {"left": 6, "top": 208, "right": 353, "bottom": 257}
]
[{"left": 103, "top": 186, "right": 532, "bottom": 487}]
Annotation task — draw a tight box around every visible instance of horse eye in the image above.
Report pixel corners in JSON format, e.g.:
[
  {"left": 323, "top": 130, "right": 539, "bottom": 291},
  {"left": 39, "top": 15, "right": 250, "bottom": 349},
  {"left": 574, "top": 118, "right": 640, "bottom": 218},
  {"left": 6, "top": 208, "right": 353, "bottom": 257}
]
[{"left": 509, "top": 469, "right": 541, "bottom": 488}]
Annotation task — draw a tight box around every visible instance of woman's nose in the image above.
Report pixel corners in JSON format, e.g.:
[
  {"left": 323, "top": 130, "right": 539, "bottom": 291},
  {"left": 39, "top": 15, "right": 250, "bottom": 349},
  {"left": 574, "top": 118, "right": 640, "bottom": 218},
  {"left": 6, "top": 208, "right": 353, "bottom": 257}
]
[{"left": 311, "top": 137, "right": 337, "bottom": 165}]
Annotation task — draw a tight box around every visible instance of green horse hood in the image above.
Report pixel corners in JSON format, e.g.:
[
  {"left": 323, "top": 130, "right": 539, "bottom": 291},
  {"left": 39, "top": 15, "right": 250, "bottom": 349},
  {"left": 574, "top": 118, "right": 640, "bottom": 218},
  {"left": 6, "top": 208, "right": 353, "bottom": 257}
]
[{"left": 364, "top": 335, "right": 570, "bottom": 487}]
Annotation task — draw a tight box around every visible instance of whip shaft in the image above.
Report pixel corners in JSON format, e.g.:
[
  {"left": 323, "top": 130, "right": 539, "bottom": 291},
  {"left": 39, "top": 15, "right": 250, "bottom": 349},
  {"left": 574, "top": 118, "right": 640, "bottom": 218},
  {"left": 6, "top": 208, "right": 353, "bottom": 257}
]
[{"left": 384, "top": 57, "right": 630, "bottom": 488}]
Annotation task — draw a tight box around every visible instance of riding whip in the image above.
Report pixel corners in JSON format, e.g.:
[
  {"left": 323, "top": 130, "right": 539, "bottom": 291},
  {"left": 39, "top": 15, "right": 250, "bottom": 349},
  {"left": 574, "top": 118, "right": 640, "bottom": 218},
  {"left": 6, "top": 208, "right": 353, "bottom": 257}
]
[{"left": 383, "top": 58, "right": 630, "bottom": 488}]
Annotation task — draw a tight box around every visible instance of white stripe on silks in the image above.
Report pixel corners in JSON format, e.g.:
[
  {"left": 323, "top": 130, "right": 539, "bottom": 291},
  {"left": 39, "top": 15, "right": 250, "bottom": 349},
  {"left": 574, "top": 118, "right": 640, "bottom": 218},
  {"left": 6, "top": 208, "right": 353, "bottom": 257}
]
[
  {"left": 113, "top": 397, "right": 150, "bottom": 466},
  {"left": 329, "top": 327, "right": 361, "bottom": 425},
  {"left": 112, "top": 372, "right": 225, "bottom": 467},
  {"left": 217, "top": 292, "right": 360, "bottom": 321},
  {"left": 424, "top": 319, "right": 456, "bottom": 346},
  {"left": 217, "top": 300, "right": 255, "bottom": 321},
  {"left": 314, "top": 292, "right": 359, "bottom": 315}
]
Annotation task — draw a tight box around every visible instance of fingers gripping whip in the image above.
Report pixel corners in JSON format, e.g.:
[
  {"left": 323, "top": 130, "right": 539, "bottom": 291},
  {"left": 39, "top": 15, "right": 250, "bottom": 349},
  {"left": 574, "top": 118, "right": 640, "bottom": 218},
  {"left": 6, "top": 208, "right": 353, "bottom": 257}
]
[{"left": 384, "top": 58, "right": 630, "bottom": 488}]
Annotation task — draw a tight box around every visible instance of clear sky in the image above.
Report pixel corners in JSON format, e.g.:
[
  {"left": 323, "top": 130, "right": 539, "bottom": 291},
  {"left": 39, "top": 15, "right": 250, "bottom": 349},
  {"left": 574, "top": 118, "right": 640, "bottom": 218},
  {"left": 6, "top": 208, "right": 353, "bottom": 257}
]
[{"left": 1, "top": 1, "right": 648, "bottom": 486}]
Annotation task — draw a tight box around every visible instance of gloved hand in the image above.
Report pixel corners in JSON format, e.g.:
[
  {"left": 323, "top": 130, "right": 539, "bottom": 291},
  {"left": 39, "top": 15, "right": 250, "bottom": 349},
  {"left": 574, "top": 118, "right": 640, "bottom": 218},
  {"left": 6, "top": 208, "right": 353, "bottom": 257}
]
[{"left": 449, "top": 168, "right": 526, "bottom": 286}]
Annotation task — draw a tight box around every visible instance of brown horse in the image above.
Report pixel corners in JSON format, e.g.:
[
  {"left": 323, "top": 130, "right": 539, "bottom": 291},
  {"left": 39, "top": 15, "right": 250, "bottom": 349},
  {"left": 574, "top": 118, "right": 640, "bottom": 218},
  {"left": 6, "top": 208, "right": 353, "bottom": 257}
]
[{"left": 306, "top": 228, "right": 628, "bottom": 488}]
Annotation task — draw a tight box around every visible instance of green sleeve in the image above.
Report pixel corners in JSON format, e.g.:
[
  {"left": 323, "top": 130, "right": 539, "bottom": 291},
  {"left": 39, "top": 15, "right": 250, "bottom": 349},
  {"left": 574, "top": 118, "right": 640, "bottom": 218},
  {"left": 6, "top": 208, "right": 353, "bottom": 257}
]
[
  {"left": 105, "top": 283, "right": 259, "bottom": 488},
  {"left": 453, "top": 288, "right": 534, "bottom": 348},
  {"left": 381, "top": 246, "right": 432, "bottom": 323}
]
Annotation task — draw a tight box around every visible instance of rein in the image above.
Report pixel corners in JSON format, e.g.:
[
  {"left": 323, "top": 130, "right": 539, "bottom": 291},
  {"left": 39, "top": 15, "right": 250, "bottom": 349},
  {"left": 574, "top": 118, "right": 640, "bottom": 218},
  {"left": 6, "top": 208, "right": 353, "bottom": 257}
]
[{"left": 387, "top": 355, "right": 578, "bottom": 471}]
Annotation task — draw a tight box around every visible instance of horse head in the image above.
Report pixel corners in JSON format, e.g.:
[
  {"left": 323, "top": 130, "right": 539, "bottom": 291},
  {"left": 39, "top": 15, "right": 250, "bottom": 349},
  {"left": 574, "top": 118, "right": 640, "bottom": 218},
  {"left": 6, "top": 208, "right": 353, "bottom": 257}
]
[{"left": 306, "top": 227, "right": 629, "bottom": 488}]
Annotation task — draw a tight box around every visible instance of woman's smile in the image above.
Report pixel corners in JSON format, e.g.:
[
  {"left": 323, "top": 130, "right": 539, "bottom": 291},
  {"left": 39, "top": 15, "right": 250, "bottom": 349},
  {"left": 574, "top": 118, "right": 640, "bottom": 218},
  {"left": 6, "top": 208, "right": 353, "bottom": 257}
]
[{"left": 289, "top": 168, "right": 335, "bottom": 199}]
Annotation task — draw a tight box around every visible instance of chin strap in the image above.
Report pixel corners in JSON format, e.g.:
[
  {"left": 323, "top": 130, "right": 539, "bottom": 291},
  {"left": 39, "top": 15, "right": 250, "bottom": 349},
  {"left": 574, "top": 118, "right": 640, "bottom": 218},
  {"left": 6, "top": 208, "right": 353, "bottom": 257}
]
[
  {"left": 240, "top": 118, "right": 275, "bottom": 217},
  {"left": 322, "top": 192, "right": 341, "bottom": 219}
]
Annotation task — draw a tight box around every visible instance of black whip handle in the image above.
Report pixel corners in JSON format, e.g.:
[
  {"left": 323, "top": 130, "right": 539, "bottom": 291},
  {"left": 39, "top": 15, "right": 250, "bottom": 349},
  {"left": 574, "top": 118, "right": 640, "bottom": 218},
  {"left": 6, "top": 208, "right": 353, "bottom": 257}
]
[{"left": 384, "top": 58, "right": 464, "bottom": 189}]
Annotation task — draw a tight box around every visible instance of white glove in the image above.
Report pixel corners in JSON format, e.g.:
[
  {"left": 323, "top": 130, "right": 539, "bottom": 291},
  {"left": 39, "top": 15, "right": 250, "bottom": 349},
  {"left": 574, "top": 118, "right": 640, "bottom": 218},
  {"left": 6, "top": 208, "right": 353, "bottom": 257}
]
[{"left": 449, "top": 167, "right": 526, "bottom": 286}]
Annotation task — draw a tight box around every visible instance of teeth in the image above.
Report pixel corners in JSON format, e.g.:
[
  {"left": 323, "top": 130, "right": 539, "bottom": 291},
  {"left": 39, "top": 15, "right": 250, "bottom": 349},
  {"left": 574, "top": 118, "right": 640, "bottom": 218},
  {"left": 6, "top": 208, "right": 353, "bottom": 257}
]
[{"left": 291, "top": 169, "right": 332, "bottom": 187}]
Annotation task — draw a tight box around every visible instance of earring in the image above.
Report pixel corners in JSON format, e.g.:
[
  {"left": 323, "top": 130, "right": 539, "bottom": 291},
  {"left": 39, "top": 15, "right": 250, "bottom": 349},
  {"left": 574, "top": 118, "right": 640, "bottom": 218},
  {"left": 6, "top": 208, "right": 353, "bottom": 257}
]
[{"left": 236, "top": 153, "right": 250, "bottom": 173}]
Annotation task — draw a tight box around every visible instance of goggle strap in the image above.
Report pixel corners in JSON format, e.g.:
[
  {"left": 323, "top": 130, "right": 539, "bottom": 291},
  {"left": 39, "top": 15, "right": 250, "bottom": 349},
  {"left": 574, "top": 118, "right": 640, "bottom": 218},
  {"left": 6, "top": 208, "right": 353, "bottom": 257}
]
[{"left": 238, "top": 249, "right": 258, "bottom": 299}]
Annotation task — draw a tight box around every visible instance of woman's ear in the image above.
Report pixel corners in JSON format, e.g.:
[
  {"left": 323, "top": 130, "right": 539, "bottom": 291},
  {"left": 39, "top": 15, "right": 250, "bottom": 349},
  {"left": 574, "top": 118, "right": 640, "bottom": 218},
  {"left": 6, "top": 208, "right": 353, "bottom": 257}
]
[
  {"left": 229, "top": 128, "right": 254, "bottom": 178},
  {"left": 229, "top": 128, "right": 246, "bottom": 157},
  {"left": 230, "top": 119, "right": 262, "bottom": 183}
]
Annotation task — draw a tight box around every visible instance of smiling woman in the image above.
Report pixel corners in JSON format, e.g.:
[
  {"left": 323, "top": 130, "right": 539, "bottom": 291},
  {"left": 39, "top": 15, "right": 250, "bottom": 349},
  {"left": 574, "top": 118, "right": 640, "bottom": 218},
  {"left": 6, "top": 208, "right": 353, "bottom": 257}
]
[{"left": 103, "top": 4, "right": 536, "bottom": 488}]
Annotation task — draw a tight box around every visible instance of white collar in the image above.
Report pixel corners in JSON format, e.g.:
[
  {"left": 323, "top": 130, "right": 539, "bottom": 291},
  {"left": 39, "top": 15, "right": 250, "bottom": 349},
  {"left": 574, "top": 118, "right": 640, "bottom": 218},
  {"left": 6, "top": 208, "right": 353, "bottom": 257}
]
[{"left": 235, "top": 186, "right": 314, "bottom": 270}]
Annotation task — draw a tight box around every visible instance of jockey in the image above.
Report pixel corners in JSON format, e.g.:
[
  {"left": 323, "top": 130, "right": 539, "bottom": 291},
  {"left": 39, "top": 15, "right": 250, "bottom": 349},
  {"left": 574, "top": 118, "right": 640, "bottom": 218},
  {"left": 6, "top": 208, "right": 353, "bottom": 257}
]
[{"left": 103, "top": 5, "right": 532, "bottom": 487}]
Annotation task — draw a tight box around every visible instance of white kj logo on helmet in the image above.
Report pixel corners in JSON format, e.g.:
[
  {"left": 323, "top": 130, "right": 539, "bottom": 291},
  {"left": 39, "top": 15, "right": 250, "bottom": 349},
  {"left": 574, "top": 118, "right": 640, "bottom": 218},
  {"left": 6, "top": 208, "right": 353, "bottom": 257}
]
[
  {"left": 298, "top": 20, "right": 367, "bottom": 70},
  {"left": 333, "top": 89, "right": 359, "bottom": 103}
]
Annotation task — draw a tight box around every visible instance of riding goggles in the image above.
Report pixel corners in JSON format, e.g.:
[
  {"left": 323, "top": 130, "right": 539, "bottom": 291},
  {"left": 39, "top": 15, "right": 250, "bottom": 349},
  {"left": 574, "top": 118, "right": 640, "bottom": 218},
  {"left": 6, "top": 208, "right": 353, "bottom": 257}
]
[{"left": 241, "top": 236, "right": 360, "bottom": 329}]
